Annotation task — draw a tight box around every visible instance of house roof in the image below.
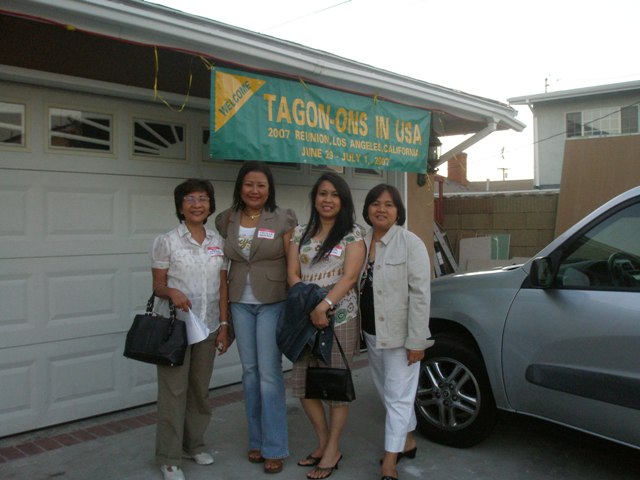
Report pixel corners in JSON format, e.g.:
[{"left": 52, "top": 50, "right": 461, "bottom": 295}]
[
  {"left": 508, "top": 79, "right": 640, "bottom": 106},
  {"left": 3, "top": 0, "right": 525, "bottom": 138}
]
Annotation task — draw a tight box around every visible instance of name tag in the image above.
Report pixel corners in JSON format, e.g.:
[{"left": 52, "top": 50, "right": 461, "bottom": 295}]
[
  {"left": 207, "top": 246, "right": 224, "bottom": 256},
  {"left": 330, "top": 245, "right": 343, "bottom": 257},
  {"left": 257, "top": 228, "right": 275, "bottom": 240}
]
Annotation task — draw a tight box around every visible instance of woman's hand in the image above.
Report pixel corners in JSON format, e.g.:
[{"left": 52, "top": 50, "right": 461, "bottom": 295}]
[
  {"left": 216, "top": 327, "right": 231, "bottom": 355},
  {"left": 168, "top": 288, "right": 192, "bottom": 312},
  {"left": 152, "top": 268, "right": 191, "bottom": 312},
  {"left": 406, "top": 349, "right": 424, "bottom": 365},
  {"left": 310, "top": 302, "right": 332, "bottom": 329}
]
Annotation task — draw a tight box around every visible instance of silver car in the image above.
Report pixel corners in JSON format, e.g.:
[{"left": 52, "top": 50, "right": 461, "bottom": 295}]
[{"left": 416, "top": 186, "right": 640, "bottom": 449}]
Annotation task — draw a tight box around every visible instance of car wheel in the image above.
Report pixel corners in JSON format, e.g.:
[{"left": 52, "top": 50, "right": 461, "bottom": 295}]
[{"left": 415, "top": 335, "right": 497, "bottom": 448}]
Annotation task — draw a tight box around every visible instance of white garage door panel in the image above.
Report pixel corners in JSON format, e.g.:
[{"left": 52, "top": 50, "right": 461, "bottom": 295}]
[
  {"left": 0, "top": 170, "right": 177, "bottom": 259},
  {"left": 0, "top": 263, "right": 153, "bottom": 350},
  {"left": 46, "top": 188, "right": 117, "bottom": 236},
  {"left": 0, "top": 254, "right": 151, "bottom": 349},
  {"left": 0, "top": 184, "right": 29, "bottom": 237},
  {"left": 0, "top": 334, "right": 129, "bottom": 437}
]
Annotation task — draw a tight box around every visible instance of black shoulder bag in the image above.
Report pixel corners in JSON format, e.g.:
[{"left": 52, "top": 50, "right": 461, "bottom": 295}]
[{"left": 305, "top": 326, "right": 356, "bottom": 402}]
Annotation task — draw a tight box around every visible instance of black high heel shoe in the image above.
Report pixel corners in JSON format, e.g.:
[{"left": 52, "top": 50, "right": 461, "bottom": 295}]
[
  {"left": 306, "top": 454, "right": 342, "bottom": 479},
  {"left": 396, "top": 446, "right": 417, "bottom": 463},
  {"left": 379, "top": 446, "right": 417, "bottom": 465}
]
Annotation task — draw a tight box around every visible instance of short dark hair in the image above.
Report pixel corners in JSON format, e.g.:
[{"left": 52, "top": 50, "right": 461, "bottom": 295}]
[
  {"left": 173, "top": 178, "right": 216, "bottom": 223},
  {"left": 231, "top": 161, "right": 277, "bottom": 212},
  {"left": 362, "top": 183, "right": 406, "bottom": 226}
]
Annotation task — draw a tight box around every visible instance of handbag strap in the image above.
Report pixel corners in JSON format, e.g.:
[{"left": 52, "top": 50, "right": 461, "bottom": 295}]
[
  {"left": 328, "top": 325, "right": 351, "bottom": 371},
  {"left": 144, "top": 292, "right": 177, "bottom": 320}
]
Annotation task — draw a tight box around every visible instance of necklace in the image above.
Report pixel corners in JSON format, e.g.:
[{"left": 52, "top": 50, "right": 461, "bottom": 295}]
[{"left": 244, "top": 210, "right": 262, "bottom": 220}]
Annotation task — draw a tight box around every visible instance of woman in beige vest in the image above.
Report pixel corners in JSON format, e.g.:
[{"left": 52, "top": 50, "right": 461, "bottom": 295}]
[{"left": 216, "top": 161, "right": 296, "bottom": 474}]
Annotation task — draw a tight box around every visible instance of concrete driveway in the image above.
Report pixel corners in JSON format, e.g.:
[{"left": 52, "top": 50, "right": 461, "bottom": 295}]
[{"left": 1, "top": 357, "right": 638, "bottom": 479}]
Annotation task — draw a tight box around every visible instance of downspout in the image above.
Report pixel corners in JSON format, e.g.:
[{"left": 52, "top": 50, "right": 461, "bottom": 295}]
[{"left": 434, "top": 121, "right": 498, "bottom": 168}]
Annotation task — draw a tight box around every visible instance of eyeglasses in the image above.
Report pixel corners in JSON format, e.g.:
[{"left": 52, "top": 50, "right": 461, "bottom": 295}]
[{"left": 183, "top": 195, "right": 210, "bottom": 204}]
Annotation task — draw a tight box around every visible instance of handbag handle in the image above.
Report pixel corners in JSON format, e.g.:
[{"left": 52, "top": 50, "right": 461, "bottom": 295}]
[
  {"left": 145, "top": 292, "right": 177, "bottom": 319},
  {"left": 145, "top": 292, "right": 177, "bottom": 339},
  {"left": 327, "top": 325, "right": 351, "bottom": 371}
]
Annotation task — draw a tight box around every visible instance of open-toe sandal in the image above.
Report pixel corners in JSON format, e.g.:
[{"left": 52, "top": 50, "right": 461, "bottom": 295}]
[
  {"left": 264, "top": 458, "right": 284, "bottom": 474},
  {"left": 306, "top": 455, "right": 342, "bottom": 480},
  {"left": 297, "top": 454, "right": 321, "bottom": 467},
  {"left": 248, "top": 449, "right": 264, "bottom": 463}
]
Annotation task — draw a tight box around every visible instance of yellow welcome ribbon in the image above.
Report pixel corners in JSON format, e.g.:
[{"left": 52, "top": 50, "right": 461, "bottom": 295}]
[{"left": 153, "top": 47, "right": 214, "bottom": 112}]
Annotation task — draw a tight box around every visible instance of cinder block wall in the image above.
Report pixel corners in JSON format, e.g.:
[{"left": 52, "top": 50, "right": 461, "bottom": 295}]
[{"left": 440, "top": 191, "right": 558, "bottom": 261}]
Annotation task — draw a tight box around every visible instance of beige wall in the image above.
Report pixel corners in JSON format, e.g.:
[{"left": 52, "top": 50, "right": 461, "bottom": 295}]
[
  {"left": 407, "top": 173, "right": 436, "bottom": 276},
  {"left": 556, "top": 136, "right": 640, "bottom": 235}
]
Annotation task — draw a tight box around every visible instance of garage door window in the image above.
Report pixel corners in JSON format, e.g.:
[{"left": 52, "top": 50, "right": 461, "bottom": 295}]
[
  {"left": 0, "top": 101, "right": 26, "bottom": 147},
  {"left": 133, "top": 117, "right": 186, "bottom": 160},
  {"left": 48, "top": 107, "right": 112, "bottom": 152}
]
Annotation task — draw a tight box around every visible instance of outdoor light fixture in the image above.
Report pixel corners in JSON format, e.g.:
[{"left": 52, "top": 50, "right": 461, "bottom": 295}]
[{"left": 417, "top": 134, "right": 441, "bottom": 186}]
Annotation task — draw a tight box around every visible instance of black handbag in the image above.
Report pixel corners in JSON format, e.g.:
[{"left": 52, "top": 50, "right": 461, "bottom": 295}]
[
  {"left": 305, "top": 326, "right": 356, "bottom": 402},
  {"left": 123, "top": 293, "right": 187, "bottom": 366}
]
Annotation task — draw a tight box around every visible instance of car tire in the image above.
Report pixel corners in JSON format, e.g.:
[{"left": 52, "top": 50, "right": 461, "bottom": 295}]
[{"left": 414, "top": 335, "right": 497, "bottom": 448}]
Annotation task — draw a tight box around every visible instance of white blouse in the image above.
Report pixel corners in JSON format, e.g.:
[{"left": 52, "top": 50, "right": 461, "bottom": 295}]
[{"left": 150, "top": 223, "right": 228, "bottom": 330}]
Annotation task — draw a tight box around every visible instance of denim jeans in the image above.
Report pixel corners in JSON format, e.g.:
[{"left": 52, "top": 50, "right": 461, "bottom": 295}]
[{"left": 231, "top": 302, "right": 289, "bottom": 459}]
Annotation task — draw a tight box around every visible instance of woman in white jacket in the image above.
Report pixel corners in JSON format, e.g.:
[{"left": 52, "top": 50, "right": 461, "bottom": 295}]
[{"left": 359, "top": 184, "right": 434, "bottom": 480}]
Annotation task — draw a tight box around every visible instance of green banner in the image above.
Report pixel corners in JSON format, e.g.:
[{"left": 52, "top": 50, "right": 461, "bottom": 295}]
[{"left": 209, "top": 67, "right": 431, "bottom": 173}]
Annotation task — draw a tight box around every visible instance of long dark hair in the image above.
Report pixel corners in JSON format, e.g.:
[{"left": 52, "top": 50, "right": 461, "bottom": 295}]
[
  {"left": 231, "top": 161, "right": 277, "bottom": 212},
  {"left": 300, "top": 172, "right": 356, "bottom": 263}
]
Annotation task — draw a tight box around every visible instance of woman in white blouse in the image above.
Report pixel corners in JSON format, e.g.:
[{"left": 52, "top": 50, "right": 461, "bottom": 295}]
[{"left": 151, "top": 178, "right": 231, "bottom": 480}]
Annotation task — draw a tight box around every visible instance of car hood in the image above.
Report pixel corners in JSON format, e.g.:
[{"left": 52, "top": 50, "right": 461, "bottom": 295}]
[
  {"left": 430, "top": 265, "right": 528, "bottom": 324},
  {"left": 434, "top": 264, "right": 527, "bottom": 290}
]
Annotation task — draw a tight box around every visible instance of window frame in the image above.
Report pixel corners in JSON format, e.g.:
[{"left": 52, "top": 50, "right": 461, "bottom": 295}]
[
  {"left": 46, "top": 104, "right": 114, "bottom": 156},
  {"left": 0, "top": 99, "right": 28, "bottom": 149},
  {"left": 130, "top": 115, "right": 187, "bottom": 162}
]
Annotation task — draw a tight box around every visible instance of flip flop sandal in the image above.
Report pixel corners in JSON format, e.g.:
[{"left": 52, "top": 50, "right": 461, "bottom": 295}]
[{"left": 297, "top": 454, "right": 321, "bottom": 467}]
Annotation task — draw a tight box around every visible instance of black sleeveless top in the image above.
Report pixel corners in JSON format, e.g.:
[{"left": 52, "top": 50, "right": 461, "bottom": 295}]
[{"left": 359, "top": 260, "right": 376, "bottom": 335}]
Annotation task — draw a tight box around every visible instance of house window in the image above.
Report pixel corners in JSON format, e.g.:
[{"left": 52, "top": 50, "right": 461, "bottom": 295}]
[
  {"left": 49, "top": 107, "right": 112, "bottom": 151},
  {"left": 0, "top": 101, "right": 26, "bottom": 146},
  {"left": 566, "top": 106, "right": 639, "bottom": 138},
  {"left": 583, "top": 107, "right": 619, "bottom": 136},
  {"left": 566, "top": 112, "right": 582, "bottom": 138},
  {"left": 621, "top": 105, "right": 639, "bottom": 134},
  {"left": 133, "top": 118, "right": 186, "bottom": 160}
]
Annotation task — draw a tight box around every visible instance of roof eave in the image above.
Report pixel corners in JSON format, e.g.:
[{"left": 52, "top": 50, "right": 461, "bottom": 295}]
[
  {"left": 4, "top": 0, "right": 524, "bottom": 134},
  {"left": 509, "top": 79, "right": 640, "bottom": 106}
]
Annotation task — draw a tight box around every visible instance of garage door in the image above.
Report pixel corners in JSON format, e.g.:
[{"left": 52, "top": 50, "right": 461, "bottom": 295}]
[
  {"left": 0, "top": 83, "right": 248, "bottom": 437},
  {"left": 0, "top": 81, "right": 391, "bottom": 437}
]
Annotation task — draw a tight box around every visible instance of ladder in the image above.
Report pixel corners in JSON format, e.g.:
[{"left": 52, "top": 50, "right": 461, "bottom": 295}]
[{"left": 433, "top": 222, "right": 458, "bottom": 277}]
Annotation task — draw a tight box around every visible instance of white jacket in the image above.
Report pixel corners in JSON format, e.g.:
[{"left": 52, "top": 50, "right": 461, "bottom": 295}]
[{"left": 363, "top": 225, "right": 434, "bottom": 351}]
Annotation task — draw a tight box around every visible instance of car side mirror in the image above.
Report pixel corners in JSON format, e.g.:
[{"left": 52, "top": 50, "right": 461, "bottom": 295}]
[{"left": 529, "top": 257, "right": 554, "bottom": 288}]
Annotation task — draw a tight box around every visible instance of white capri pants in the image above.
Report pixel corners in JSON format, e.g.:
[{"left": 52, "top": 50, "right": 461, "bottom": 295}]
[{"left": 364, "top": 332, "right": 420, "bottom": 453}]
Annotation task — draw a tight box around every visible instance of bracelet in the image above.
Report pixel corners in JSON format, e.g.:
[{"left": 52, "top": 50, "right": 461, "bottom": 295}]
[
  {"left": 322, "top": 297, "right": 335, "bottom": 310},
  {"left": 220, "top": 321, "right": 230, "bottom": 326}
]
